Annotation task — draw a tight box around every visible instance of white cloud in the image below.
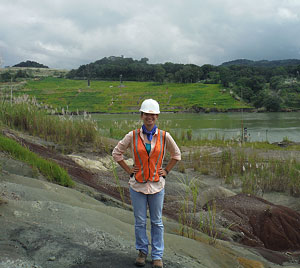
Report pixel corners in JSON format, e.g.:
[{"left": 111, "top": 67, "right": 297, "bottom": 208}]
[
  {"left": 1, "top": 0, "right": 300, "bottom": 68},
  {"left": 277, "top": 8, "right": 299, "bottom": 21}
]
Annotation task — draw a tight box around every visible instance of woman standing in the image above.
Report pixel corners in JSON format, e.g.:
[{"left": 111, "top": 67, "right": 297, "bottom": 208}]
[{"left": 112, "top": 99, "right": 181, "bottom": 268}]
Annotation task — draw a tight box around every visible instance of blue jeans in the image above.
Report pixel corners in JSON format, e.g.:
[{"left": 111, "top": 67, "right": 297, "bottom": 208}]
[{"left": 129, "top": 187, "right": 165, "bottom": 260}]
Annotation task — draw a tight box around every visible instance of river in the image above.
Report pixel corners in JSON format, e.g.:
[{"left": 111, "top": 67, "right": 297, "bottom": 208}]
[{"left": 91, "top": 112, "right": 300, "bottom": 143}]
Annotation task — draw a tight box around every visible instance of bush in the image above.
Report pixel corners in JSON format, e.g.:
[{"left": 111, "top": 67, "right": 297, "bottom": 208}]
[
  {"left": 264, "top": 95, "right": 282, "bottom": 111},
  {"left": 0, "top": 71, "right": 14, "bottom": 82}
]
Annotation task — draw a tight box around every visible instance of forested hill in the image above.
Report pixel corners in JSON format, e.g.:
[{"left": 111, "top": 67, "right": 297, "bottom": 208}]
[
  {"left": 65, "top": 56, "right": 300, "bottom": 112},
  {"left": 221, "top": 59, "right": 300, "bottom": 68},
  {"left": 13, "top": 60, "right": 49, "bottom": 68},
  {"left": 66, "top": 56, "right": 300, "bottom": 83}
]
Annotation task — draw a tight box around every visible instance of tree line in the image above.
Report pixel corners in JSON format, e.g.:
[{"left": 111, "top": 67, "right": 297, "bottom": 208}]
[{"left": 67, "top": 56, "right": 300, "bottom": 111}]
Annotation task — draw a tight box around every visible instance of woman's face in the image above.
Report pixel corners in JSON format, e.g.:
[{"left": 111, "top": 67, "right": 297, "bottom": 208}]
[{"left": 141, "top": 112, "right": 158, "bottom": 130}]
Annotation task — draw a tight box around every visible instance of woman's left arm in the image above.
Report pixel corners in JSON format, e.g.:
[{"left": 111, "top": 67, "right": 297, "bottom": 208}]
[{"left": 158, "top": 132, "right": 181, "bottom": 177}]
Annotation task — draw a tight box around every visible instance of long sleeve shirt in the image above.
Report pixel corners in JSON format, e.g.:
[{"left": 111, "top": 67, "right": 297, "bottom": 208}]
[{"left": 112, "top": 127, "right": 181, "bottom": 194}]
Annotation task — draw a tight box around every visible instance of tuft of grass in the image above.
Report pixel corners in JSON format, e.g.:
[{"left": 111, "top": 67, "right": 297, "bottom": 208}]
[
  {"left": 186, "top": 129, "right": 192, "bottom": 141},
  {"left": 0, "top": 134, "right": 74, "bottom": 187},
  {"left": 111, "top": 157, "right": 125, "bottom": 207},
  {"left": 177, "top": 175, "right": 194, "bottom": 238},
  {"left": 203, "top": 200, "right": 218, "bottom": 245},
  {"left": 178, "top": 161, "right": 186, "bottom": 173},
  {"left": 213, "top": 149, "right": 300, "bottom": 197},
  {"left": 176, "top": 175, "right": 222, "bottom": 244},
  {"left": 189, "top": 150, "right": 213, "bottom": 175},
  {"left": 0, "top": 95, "right": 99, "bottom": 151},
  {"left": 188, "top": 147, "right": 300, "bottom": 197}
]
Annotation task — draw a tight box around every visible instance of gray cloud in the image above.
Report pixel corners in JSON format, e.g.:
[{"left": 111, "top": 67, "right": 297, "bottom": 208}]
[{"left": 1, "top": 0, "right": 300, "bottom": 69}]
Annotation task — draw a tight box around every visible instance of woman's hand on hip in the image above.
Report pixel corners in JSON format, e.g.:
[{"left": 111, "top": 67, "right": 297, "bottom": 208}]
[
  {"left": 158, "top": 167, "right": 168, "bottom": 177},
  {"left": 129, "top": 165, "right": 140, "bottom": 175}
]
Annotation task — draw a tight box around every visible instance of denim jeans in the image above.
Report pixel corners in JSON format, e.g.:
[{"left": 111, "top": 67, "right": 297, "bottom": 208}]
[{"left": 129, "top": 187, "right": 165, "bottom": 260}]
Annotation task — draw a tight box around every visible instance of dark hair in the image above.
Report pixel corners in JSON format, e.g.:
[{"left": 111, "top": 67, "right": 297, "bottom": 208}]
[{"left": 140, "top": 112, "right": 159, "bottom": 116}]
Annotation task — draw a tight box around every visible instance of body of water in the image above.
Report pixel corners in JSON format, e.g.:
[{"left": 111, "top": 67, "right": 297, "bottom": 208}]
[{"left": 91, "top": 112, "right": 300, "bottom": 143}]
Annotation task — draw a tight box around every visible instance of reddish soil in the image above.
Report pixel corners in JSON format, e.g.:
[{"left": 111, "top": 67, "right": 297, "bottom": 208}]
[
  {"left": 205, "top": 193, "right": 300, "bottom": 264},
  {"left": 205, "top": 193, "right": 300, "bottom": 250}
]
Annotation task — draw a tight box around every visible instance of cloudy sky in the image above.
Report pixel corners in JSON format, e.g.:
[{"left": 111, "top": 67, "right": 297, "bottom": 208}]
[{"left": 1, "top": 0, "right": 300, "bottom": 69}]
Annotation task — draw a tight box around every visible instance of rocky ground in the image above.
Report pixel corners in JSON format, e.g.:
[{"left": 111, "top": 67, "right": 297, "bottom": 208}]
[{"left": 1, "top": 129, "right": 300, "bottom": 268}]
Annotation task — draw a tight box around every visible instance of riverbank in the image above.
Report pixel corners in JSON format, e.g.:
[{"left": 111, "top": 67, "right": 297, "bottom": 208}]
[{"left": 59, "top": 108, "right": 300, "bottom": 116}]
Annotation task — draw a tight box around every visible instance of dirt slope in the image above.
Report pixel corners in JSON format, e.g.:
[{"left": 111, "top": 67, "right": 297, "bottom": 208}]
[{"left": 1, "top": 154, "right": 291, "bottom": 268}]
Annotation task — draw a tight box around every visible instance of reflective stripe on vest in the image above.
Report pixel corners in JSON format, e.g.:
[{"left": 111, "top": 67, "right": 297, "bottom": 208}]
[{"left": 133, "top": 129, "right": 166, "bottom": 183}]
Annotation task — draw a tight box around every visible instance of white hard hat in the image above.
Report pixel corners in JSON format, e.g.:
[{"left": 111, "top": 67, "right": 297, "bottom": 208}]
[{"left": 139, "top": 99, "right": 160, "bottom": 114}]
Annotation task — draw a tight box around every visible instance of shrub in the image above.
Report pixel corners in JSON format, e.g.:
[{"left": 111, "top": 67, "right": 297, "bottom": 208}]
[{"left": 186, "top": 129, "right": 192, "bottom": 141}]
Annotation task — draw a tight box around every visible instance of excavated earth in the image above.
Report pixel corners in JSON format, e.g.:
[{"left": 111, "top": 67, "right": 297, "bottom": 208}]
[
  {"left": 205, "top": 194, "right": 300, "bottom": 251},
  {"left": 1, "top": 128, "right": 300, "bottom": 267}
]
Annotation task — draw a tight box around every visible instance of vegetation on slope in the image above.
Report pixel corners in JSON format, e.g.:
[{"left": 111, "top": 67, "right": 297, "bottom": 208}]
[
  {"left": 0, "top": 95, "right": 100, "bottom": 150},
  {"left": 0, "top": 134, "right": 74, "bottom": 187},
  {"left": 15, "top": 77, "right": 249, "bottom": 113}
]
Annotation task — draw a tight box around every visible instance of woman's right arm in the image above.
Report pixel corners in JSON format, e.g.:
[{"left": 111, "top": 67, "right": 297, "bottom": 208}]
[{"left": 112, "top": 131, "right": 136, "bottom": 175}]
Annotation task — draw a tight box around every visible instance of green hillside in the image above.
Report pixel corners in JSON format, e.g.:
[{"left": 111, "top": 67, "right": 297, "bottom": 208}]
[{"left": 17, "top": 77, "right": 250, "bottom": 113}]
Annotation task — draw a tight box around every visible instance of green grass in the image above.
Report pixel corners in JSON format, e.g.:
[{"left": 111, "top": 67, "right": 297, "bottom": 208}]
[
  {"left": 176, "top": 175, "right": 221, "bottom": 245},
  {"left": 189, "top": 148, "right": 300, "bottom": 197},
  {"left": 0, "top": 95, "right": 99, "bottom": 150},
  {"left": 15, "top": 77, "right": 250, "bottom": 113},
  {"left": 0, "top": 134, "right": 74, "bottom": 187}
]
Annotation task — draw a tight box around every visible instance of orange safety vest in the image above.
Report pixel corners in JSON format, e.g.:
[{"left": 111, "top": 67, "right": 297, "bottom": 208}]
[{"left": 133, "top": 129, "right": 166, "bottom": 183}]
